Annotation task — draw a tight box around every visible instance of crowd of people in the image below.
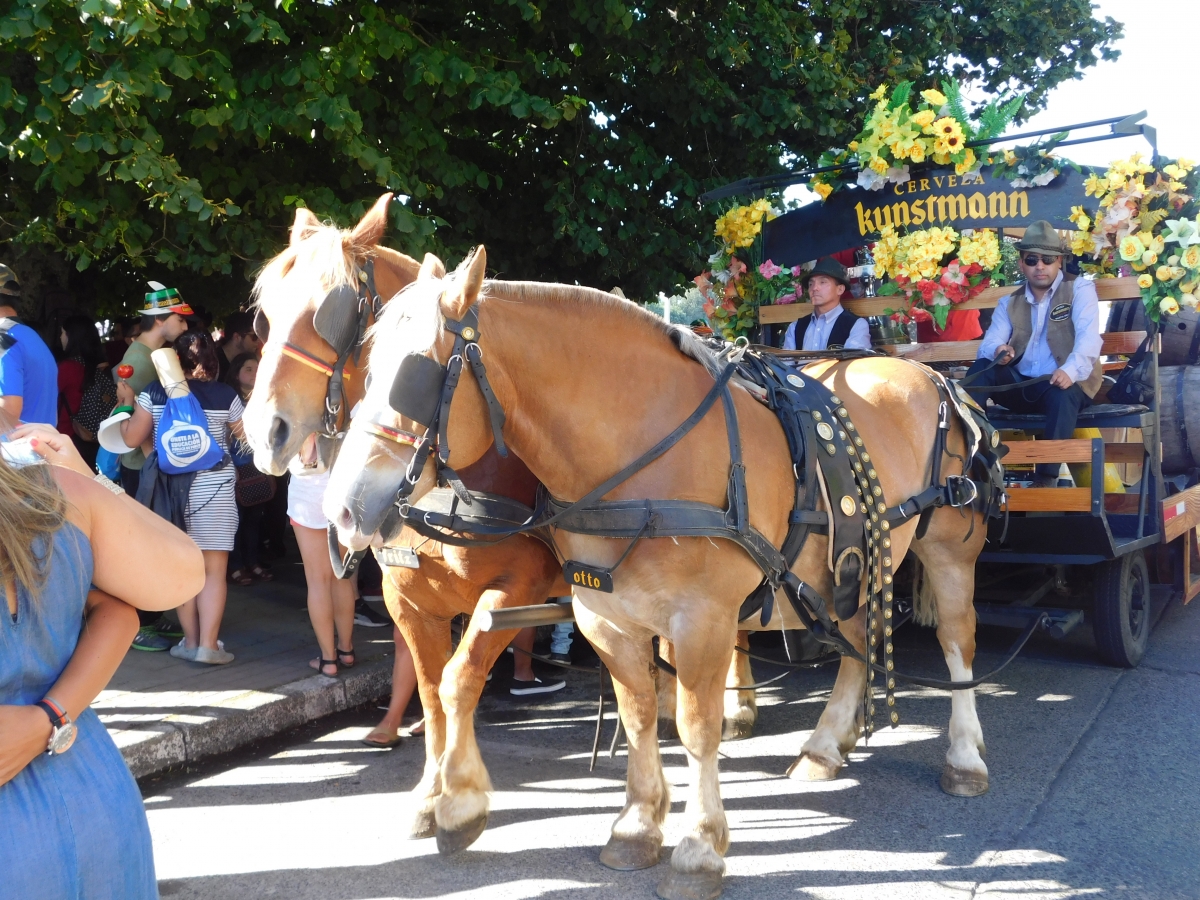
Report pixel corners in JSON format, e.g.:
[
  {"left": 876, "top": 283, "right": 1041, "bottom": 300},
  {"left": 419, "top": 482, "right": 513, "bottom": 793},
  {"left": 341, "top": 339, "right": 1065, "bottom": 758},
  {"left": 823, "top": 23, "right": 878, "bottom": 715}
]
[{"left": 0, "top": 265, "right": 574, "bottom": 698}]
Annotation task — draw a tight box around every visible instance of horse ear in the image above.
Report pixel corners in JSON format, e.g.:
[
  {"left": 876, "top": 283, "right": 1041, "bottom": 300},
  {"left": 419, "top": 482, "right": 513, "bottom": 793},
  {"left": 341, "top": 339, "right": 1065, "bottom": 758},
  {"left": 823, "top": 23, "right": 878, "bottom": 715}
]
[
  {"left": 418, "top": 253, "right": 446, "bottom": 281},
  {"left": 440, "top": 246, "right": 487, "bottom": 321},
  {"left": 350, "top": 193, "right": 393, "bottom": 248},
  {"left": 290, "top": 207, "right": 321, "bottom": 246}
]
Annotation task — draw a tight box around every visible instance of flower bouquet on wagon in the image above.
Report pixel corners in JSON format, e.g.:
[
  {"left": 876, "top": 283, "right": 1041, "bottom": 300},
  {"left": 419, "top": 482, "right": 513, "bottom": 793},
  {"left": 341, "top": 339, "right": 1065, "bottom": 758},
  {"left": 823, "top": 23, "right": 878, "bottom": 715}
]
[
  {"left": 1067, "top": 153, "right": 1200, "bottom": 322},
  {"left": 872, "top": 225, "right": 1003, "bottom": 329},
  {"left": 694, "top": 199, "right": 809, "bottom": 340}
]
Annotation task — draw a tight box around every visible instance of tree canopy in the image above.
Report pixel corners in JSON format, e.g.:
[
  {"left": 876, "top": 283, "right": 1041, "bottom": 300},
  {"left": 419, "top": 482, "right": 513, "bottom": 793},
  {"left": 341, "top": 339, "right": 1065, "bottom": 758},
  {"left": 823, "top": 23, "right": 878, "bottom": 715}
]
[{"left": 1, "top": 0, "right": 1121, "bottom": 314}]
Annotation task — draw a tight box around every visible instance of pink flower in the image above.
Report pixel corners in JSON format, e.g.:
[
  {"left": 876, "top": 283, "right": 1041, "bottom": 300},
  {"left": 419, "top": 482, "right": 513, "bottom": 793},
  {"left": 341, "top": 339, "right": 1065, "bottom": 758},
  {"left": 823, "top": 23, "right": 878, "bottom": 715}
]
[
  {"left": 791, "top": 266, "right": 804, "bottom": 277},
  {"left": 759, "top": 259, "right": 782, "bottom": 279},
  {"left": 775, "top": 292, "right": 797, "bottom": 305},
  {"left": 728, "top": 257, "right": 747, "bottom": 279}
]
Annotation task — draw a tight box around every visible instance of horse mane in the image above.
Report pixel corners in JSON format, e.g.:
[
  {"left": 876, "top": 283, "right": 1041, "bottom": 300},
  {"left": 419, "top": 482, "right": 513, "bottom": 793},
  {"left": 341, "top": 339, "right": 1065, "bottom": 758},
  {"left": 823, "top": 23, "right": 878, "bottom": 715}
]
[
  {"left": 482, "top": 281, "right": 727, "bottom": 379},
  {"left": 251, "top": 218, "right": 415, "bottom": 310}
]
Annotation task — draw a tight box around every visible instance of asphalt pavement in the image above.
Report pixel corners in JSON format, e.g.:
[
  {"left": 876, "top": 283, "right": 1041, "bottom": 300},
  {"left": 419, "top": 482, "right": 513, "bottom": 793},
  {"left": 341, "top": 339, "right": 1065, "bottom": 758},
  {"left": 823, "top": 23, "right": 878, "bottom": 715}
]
[{"left": 140, "top": 593, "right": 1200, "bottom": 900}]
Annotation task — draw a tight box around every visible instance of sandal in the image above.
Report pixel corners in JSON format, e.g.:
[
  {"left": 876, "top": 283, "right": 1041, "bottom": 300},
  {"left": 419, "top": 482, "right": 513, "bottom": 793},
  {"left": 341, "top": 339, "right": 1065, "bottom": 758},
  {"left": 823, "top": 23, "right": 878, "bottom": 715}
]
[
  {"left": 310, "top": 656, "right": 338, "bottom": 677},
  {"left": 336, "top": 646, "right": 355, "bottom": 668},
  {"left": 361, "top": 729, "right": 402, "bottom": 749},
  {"left": 249, "top": 564, "right": 274, "bottom": 583},
  {"left": 228, "top": 569, "right": 254, "bottom": 586}
]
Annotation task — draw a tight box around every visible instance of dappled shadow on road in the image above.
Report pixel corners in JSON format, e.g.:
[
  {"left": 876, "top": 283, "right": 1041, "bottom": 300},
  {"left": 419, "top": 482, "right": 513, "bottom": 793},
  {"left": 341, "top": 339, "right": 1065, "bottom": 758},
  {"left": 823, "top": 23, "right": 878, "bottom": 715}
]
[{"left": 142, "top": 616, "right": 1199, "bottom": 900}]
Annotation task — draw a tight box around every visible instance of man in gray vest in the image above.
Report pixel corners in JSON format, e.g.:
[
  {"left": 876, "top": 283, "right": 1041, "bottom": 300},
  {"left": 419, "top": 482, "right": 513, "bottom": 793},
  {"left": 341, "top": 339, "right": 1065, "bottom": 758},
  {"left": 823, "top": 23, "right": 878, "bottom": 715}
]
[
  {"left": 782, "top": 257, "right": 872, "bottom": 351},
  {"left": 966, "top": 220, "right": 1103, "bottom": 486}
]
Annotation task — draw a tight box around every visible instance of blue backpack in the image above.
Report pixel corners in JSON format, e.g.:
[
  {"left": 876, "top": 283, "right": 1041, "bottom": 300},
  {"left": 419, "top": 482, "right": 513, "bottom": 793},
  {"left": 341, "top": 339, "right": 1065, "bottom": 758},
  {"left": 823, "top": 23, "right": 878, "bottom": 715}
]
[{"left": 156, "top": 389, "right": 226, "bottom": 474}]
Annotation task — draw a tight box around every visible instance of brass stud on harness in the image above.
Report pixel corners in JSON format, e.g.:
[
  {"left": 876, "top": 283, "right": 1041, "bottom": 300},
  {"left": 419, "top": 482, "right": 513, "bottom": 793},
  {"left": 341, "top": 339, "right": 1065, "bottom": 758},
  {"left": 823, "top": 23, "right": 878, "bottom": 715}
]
[
  {"left": 881, "top": 521, "right": 890, "bottom": 531},
  {"left": 854, "top": 462, "right": 864, "bottom": 472},
  {"left": 830, "top": 395, "right": 842, "bottom": 405},
  {"left": 873, "top": 529, "right": 881, "bottom": 540},
  {"left": 888, "top": 678, "right": 896, "bottom": 690},
  {"left": 886, "top": 642, "right": 893, "bottom": 654},
  {"left": 860, "top": 503, "right": 868, "bottom": 514},
  {"left": 837, "top": 408, "right": 849, "bottom": 418},
  {"left": 887, "top": 695, "right": 895, "bottom": 707},
  {"left": 854, "top": 437, "right": 864, "bottom": 447},
  {"left": 883, "top": 537, "right": 891, "bottom": 548},
  {"left": 838, "top": 430, "right": 847, "bottom": 441},
  {"left": 846, "top": 422, "right": 856, "bottom": 432},
  {"left": 883, "top": 574, "right": 892, "bottom": 584},
  {"left": 812, "top": 410, "right": 823, "bottom": 421},
  {"left": 885, "top": 625, "right": 893, "bottom": 637},
  {"left": 461, "top": 326, "right": 476, "bottom": 341},
  {"left": 884, "top": 556, "right": 892, "bottom": 567},
  {"left": 891, "top": 711, "right": 899, "bottom": 724},
  {"left": 840, "top": 496, "right": 856, "bottom": 516},
  {"left": 885, "top": 591, "right": 892, "bottom": 601},
  {"left": 870, "top": 511, "right": 878, "bottom": 522},
  {"left": 876, "top": 501, "right": 886, "bottom": 513},
  {"left": 817, "top": 422, "right": 834, "bottom": 441},
  {"left": 886, "top": 660, "right": 894, "bottom": 671},
  {"left": 872, "top": 486, "right": 882, "bottom": 497},
  {"left": 868, "top": 468, "right": 877, "bottom": 479},
  {"left": 825, "top": 443, "right": 837, "bottom": 455},
  {"left": 861, "top": 452, "right": 871, "bottom": 463},
  {"left": 884, "top": 607, "right": 893, "bottom": 619}
]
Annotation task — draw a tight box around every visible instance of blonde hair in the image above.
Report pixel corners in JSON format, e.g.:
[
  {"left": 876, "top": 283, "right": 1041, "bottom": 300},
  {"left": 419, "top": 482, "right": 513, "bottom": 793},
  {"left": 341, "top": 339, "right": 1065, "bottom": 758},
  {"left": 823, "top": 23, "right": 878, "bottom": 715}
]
[{"left": 0, "top": 446, "right": 67, "bottom": 598}]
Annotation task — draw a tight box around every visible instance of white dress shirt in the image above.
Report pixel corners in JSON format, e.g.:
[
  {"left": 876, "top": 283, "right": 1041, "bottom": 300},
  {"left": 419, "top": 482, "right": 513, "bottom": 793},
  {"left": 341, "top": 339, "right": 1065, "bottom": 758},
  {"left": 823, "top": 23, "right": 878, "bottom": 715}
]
[
  {"left": 782, "top": 303, "right": 873, "bottom": 351},
  {"left": 976, "top": 272, "right": 1102, "bottom": 384}
]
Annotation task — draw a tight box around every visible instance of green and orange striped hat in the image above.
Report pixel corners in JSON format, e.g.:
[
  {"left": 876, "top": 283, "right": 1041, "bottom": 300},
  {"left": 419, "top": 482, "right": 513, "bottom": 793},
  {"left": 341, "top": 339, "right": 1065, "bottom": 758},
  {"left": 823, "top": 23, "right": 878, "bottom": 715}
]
[{"left": 143, "top": 281, "right": 193, "bottom": 316}]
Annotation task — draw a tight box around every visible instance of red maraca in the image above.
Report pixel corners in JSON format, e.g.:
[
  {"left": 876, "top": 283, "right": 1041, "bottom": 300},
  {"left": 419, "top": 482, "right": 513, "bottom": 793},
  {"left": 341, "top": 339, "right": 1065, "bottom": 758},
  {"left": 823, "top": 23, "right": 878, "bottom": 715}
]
[{"left": 117, "top": 364, "right": 134, "bottom": 380}]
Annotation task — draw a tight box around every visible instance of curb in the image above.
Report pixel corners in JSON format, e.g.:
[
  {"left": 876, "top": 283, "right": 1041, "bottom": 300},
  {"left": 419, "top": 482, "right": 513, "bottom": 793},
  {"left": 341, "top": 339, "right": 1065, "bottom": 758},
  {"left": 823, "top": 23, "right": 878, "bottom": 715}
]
[{"left": 119, "top": 656, "right": 393, "bottom": 779}]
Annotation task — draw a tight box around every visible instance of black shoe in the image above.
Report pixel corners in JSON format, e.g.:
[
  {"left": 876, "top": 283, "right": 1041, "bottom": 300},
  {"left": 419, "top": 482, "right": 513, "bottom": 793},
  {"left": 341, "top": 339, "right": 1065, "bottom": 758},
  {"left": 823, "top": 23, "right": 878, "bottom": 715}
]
[
  {"left": 509, "top": 675, "right": 566, "bottom": 697},
  {"left": 548, "top": 652, "right": 572, "bottom": 664},
  {"left": 151, "top": 619, "right": 184, "bottom": 639},
  {"left": 354, "top": 599, "right": 390, "bottom": 627}
]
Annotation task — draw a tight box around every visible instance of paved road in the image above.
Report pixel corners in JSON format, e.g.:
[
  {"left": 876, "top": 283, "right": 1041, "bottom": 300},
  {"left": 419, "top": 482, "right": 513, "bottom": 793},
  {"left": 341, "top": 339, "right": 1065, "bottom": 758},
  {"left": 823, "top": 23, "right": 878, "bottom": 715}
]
[{"left": 142, "top": 595, "right": 1199, "bottom": 900}]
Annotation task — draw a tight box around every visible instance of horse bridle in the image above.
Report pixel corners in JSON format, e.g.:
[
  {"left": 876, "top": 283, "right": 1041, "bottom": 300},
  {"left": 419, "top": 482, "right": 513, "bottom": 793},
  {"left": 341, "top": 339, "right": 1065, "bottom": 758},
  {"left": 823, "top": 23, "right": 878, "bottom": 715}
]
[{"left": 254, "top": 258, "right": 385, "bottom": 439}]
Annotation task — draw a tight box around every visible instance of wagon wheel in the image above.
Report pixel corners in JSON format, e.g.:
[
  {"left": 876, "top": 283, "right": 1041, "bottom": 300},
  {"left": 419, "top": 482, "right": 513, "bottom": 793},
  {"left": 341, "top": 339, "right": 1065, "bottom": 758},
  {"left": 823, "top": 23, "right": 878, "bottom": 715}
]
[{"left": 1092, "top": 549, "right": 1150, "bottom": 668}]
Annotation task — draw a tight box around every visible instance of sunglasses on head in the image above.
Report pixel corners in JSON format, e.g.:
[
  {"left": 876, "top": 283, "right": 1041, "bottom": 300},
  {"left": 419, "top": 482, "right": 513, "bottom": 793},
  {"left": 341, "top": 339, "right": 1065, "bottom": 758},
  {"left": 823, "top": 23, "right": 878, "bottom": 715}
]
[{"left": 1023, "top": 254, "right": 1060, "bottom": 267}]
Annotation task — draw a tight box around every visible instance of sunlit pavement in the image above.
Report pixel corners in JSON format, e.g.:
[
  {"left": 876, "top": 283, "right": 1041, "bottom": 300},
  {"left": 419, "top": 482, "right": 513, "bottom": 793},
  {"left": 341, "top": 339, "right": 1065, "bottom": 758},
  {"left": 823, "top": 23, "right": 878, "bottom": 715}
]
[{"left": 143, "top": 595, "right": 1199, "bottom": 900}]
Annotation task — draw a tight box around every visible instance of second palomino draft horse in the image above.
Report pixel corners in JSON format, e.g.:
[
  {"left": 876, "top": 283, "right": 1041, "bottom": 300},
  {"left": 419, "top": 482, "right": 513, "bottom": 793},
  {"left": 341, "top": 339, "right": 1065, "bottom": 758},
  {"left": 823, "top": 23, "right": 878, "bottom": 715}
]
[
  {"left": 243, "top": 198, "right": 756, "bottom": 851},
  {"left": 325, "top": 249, "right": 995, "bottom": 900}
]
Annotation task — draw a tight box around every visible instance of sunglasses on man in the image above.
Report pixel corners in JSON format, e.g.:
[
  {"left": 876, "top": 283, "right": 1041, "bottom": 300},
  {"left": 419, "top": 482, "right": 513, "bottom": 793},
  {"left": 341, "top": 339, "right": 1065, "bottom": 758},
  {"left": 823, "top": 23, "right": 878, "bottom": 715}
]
[{"left": 1022, "top": 254, "right": 1061, "bottom": 267}]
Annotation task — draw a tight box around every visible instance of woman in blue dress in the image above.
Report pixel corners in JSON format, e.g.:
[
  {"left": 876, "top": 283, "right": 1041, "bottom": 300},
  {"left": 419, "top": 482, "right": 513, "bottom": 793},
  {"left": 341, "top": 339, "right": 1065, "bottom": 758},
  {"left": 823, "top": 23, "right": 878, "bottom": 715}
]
[{"left": 0, "top": 419, "right": 205, "bottom": 899}]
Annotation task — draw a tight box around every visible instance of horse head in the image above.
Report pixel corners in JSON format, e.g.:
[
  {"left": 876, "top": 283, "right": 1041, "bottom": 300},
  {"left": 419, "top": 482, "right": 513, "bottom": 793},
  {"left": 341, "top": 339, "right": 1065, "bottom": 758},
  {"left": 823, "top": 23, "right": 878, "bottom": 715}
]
[
  {"left": 244, "top": 194, "right": 429, "bottom": 475},
  {"left": 325, "top": 247, "right": 494, "bottom": 549}
]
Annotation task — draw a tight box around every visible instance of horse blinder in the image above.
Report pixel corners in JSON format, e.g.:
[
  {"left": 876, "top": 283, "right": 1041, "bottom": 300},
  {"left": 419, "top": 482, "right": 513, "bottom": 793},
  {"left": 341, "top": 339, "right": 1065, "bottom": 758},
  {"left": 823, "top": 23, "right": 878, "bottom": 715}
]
[
  {"left": 253, "top": 308, "right": 269, "bottom": 343},
  {"left": 389, "top": 353, "right": 447, "bottom": 428},
  {"left": 313, "top": 283, "right": 362, "bottom": 356}
]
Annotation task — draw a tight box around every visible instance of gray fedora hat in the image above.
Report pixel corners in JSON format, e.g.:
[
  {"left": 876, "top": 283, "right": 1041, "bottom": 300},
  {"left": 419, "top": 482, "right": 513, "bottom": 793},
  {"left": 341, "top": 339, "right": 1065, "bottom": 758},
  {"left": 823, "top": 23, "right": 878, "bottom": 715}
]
[
  {"left": 800, "top": 256, "right": 851, "bottom": 288},
  {"left": 1015, "top": 220, "right": 1066, "bottom": 256}
]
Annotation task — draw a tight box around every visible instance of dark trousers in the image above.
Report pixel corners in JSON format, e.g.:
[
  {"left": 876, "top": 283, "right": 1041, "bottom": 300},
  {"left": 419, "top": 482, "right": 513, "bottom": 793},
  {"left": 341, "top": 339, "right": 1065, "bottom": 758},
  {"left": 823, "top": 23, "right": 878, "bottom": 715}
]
[
  {"left": 965, "top": 357, "right": 1091, "bottom": 477},
  {"left": 120, "top": 464, "right": 162, "bottom": 628},
  {"left": 230, "top": 501, "right": 264, "bottom": 572}
]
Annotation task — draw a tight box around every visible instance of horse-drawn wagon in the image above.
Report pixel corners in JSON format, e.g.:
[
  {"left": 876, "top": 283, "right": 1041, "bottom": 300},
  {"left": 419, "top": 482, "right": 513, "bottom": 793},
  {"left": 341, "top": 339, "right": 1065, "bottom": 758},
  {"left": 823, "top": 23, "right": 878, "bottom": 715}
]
[{"left": 761, "top": 275, "right": 1200, "bottom": 669}]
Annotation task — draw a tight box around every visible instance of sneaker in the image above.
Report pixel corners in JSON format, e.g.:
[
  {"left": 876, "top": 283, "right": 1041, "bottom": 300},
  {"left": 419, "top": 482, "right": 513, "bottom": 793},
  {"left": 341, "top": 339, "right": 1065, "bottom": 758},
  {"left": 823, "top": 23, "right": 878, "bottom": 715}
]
[
  {"left": 354, "top": 599, "right": 390, "bottom": 627},
  {"left": 132, "top": 626, "right": 172, "bottom": 652},
  {"left": 509, "top": 675, "right": 566, "bottom": 697},
  {"left": 151, "top": 619, "right": 184, "bottom": 639},
  {"left": 194, "top": 642, "right": 235, "bottom": 665},
  {"left": 168, "top": 639, "right": 198, "bottom": 661},
  {"left": 548, "top": 652, "right": 572, "bottom": 664}
]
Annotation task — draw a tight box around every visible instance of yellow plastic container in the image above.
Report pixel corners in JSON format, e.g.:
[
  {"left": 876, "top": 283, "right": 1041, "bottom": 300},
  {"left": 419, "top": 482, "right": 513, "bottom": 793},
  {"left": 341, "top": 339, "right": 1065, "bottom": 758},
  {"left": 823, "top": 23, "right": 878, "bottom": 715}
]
[{"left": 1069, "top": 427, "right": 1125, "bottom": 493}]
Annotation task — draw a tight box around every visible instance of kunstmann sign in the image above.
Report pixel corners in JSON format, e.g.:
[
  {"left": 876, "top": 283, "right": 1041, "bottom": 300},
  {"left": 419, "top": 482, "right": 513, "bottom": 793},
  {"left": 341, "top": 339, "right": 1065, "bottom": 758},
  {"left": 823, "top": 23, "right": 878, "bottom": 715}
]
[{"left": 762, "top": 165, "right": 1091, "bottom": 266}]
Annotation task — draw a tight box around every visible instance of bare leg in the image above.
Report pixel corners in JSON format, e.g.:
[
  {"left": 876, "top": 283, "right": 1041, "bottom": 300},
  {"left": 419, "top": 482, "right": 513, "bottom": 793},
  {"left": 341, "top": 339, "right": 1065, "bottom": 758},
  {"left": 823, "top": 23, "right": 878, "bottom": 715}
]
[
  {"left": 294, "top": 523, "right": 342, "bottom": 675},
  {"left": 177, "top": 550, "right": 229, "bottom": 651},
  {"left": 363, "top": 625, "right": 419, "bottom": 746},
  {"left": 511, "top": 626, "right": 537, "bottom": 681}
]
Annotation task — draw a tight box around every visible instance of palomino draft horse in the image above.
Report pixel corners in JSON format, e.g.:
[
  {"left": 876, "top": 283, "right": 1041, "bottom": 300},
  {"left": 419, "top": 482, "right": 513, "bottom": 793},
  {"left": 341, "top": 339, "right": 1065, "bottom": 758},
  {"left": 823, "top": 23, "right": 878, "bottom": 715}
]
[
  {"left": 243, "top": 198, "right": 756, "bottom": 850},
  {"left": 326, "top": 249, "right": 992, "bottom": 900},
  {"left": 243, "top": 197, "right": 564, "bottom": 842}
]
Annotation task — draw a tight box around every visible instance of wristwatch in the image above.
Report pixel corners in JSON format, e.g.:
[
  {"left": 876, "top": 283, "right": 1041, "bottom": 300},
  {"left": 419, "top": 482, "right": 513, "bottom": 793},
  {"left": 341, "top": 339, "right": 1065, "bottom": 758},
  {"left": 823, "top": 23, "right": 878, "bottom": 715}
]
[{"left": 35, "top": 697, "right": 77, "bottom": 756}]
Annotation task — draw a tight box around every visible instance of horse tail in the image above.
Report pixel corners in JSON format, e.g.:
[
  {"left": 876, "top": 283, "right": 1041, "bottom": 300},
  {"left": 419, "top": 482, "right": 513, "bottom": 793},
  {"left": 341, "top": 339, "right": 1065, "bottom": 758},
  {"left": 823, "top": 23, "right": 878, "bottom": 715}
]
[{"left": 911, "top": 559, "right": 939, "bottom": 628}]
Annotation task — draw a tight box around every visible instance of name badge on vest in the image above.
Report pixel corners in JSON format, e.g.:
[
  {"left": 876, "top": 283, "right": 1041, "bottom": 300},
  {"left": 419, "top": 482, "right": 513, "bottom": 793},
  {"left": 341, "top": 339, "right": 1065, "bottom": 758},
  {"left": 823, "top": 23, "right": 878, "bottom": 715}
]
[
  {"left": 1049, "top": 303, "right": 1072, "bottom": 322},
  {"left": 563, "top": 560, "right": 614, "bottom": 593}
]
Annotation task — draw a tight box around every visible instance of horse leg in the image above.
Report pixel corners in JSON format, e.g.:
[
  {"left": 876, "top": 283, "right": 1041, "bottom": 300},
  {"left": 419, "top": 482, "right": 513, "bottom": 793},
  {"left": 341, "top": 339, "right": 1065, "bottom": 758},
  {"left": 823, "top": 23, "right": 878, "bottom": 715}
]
[
  {"left": 658, "top": 617, "right": 734, "bottom": 900},
  {"left": 575, "top": 604, "right": 669, "bottom": 872},
  {"left": 789, "top": 610, "right": 867, "bottom": 781},
  {"left": 914, "top": 534, "right": 989, "bottom": 796},
  {"left": 721, "top": 631, "right": 757, "bottom": 741},
  {"left": 656, "top": 638, "right": 679, "bottom": 740},
  {"left": 390, "top": 606, "right": 451, "bottom": 839},
  {"left": 433, "top": 588, "right": 522, "bottom": 854}
]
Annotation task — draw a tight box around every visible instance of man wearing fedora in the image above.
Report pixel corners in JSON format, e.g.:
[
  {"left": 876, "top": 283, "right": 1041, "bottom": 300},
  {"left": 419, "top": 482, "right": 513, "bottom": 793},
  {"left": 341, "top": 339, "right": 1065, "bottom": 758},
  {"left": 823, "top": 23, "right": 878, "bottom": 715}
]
[
  {"left": 967, "top": 220, "right": 1103, "bottom": 487},
  {"left": 0, "top": 264, "right": 58, "bottom": 426},
  {"left": 782, "top": 256, "right": 872, "bottom": 352}
]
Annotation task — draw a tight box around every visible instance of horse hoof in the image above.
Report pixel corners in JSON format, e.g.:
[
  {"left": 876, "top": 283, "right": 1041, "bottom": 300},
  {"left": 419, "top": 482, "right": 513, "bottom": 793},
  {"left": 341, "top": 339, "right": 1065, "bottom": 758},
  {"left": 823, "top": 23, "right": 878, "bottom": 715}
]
[
  {"left": 721, "top": 716, "right": 754, "bottom": 742},
  {"left": 600, "top": 835, "right": 662, "bottom": 871},
  {"left": 940, "top": 765, "right": 989, "bottom": 797},
  {"left": 656, "top": 868, "right": 724, "bottom": 900},
  {"left": 658, "top": 718, "right": 679, "bottom": 741},
  {"left": 435, "top": 813, "right": 488, "bottom": 855},
  {"left": 786, "top": 752, "right": 842, "bottom": 781},
  {"left": 408, "top": 809, "right": 437, "bottom": 840}
]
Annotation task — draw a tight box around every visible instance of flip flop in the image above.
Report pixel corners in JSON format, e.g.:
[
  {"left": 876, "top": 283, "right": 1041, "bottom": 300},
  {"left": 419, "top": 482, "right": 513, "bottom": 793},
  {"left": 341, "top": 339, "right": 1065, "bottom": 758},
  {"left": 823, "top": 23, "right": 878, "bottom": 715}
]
[{"left": 361, "top": 730, "right": 402, "bottom": 749}]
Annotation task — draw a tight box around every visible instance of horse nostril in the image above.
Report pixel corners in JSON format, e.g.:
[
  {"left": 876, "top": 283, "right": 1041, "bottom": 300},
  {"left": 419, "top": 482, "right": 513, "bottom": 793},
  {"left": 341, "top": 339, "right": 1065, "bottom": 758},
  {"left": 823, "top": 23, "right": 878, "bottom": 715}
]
[
  {"left": 337, "top": 507, "right": 355, "bottom": 532},
  {"left": 268, "top": 416, "right": 289, "bottom": 452}
]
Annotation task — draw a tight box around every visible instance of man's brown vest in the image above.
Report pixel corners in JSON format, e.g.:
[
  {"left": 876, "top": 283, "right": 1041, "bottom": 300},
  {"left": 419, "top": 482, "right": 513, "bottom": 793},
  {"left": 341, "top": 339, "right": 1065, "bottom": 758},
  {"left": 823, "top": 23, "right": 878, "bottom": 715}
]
[{"left": 1007, "top": 276, "right": 1104, "bottom": 398}]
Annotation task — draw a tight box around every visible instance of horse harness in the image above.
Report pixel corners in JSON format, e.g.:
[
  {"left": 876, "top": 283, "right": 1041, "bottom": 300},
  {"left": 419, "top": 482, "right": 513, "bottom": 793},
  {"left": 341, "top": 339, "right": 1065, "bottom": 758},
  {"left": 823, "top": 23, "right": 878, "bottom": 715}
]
[
  {"left": 374, "top": 304, "right": 1009, "bottom": 732},
  {"left": 254, "top": 259, "right": 540, "bottom": 577}
]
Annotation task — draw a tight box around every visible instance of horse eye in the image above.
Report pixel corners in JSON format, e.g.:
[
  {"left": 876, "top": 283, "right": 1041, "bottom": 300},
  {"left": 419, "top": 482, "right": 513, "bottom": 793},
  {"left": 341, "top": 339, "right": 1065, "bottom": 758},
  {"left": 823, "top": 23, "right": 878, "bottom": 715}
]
[{"left": 364, "top": 373, "right": 373, "bottom": 391}]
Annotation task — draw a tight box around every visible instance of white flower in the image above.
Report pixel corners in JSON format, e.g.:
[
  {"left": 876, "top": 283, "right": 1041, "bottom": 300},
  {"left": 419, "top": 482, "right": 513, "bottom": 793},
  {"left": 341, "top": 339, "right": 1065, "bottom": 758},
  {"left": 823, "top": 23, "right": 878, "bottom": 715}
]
[
  {"left": 1183, "top": 293, "right": 1198, "bottom": 309},
  {"left": 857, "top": 168, "right": 888, "bottom": 191},
  {"left": 1031, "top": 170, "right": 1059, "bottom": 186},
  {"left": 886, "top": 165, "right": 911, "bottom": 185},
  {"left": 1010, "top": 178, "right": 1032, "bottom": 189}
]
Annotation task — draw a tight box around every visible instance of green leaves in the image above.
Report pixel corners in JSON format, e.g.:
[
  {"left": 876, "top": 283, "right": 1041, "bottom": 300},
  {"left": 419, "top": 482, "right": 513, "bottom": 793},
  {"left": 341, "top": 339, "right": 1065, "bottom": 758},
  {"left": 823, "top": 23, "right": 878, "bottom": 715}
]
[{"left": 0, "top": 0, "right": 1121, "bottom": 314}]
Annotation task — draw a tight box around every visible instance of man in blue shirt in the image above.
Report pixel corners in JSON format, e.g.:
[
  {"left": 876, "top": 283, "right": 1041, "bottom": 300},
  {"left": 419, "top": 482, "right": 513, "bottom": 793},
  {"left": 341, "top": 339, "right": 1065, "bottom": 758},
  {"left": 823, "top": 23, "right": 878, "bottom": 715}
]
[
  {"left": 966, "top": 221, "right": 1103, "bottom": 486},
  {"left": 0, "top": 265, "right": 59, "bottom": 426},
  {"left": 781, "top": 257, "right": 873, "bottom": 351}
]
